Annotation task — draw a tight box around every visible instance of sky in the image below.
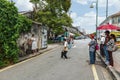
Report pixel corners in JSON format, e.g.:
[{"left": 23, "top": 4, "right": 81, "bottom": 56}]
[{"left": 12, "top": 0, "right": 120, "bottom": 34}]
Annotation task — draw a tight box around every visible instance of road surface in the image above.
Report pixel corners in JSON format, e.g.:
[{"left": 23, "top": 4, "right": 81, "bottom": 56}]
[{"left": 0, "top": 39, "right": 113, "bottom": 80}]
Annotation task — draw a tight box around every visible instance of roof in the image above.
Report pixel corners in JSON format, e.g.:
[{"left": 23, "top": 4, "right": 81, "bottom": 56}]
[
  {"left": 19, "top": 11, "right": 33, "bottom": 14},
  {"left": 32, "top": 21, "right": 42, "bottom": 25},
  {"left": 100, "top": 11, "right": 120, "bottom": 25},
  {"left": 110, "top": 11, "right": 120, "bottom": 18}
]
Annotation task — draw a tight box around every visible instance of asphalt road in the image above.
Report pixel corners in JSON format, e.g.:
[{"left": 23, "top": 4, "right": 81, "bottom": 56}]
[{"left": 0, "top": 39, "right": 113, "bottom": 80}]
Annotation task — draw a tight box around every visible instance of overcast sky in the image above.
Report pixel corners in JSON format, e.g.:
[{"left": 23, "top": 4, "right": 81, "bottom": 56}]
[{"left": 12, "top": 0, "right": 120, "bottom": 33}]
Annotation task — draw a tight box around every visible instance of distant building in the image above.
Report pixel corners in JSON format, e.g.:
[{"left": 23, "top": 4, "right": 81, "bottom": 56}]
[
  {"left": 63, "top": 26, "right": 83, "bottom": 36},
  {"left": 100, "top": 11, "right": 120, "bottom": 27},
  {"left": 99, "top": 11, "right": 120, "bottom": 37}
]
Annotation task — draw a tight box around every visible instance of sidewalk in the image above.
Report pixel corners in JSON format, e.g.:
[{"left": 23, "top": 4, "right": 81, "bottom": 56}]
[
  {"left": 18, "top": 44, "right": 60, "bottom": 62},
  {"left": 96, "top": 49, "right": 120, "bottom": 80}
]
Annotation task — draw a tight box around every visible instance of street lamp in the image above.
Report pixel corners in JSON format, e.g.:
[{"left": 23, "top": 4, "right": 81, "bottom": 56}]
[
  {"left": 90, "top": 0, "right": 98, "bottom": 41},
  {"left": 106, "top": 0, "right": 108, "bottom": 18}
]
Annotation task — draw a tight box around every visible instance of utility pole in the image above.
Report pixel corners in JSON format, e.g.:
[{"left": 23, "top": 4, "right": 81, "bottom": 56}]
[
  {"left": 90, "top": 0, "right": 98, "bottom": 41},
  {"left": 106, "top": 0, "right": 108, "bottom": 18}
]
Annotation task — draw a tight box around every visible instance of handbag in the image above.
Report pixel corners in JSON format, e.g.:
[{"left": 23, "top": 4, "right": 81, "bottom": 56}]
[
  {"left": 112, "top": 45, "right": 118, "bottom": 52},
  {"left": 95, "top": 43, "right": 99, "bottom": 50}
]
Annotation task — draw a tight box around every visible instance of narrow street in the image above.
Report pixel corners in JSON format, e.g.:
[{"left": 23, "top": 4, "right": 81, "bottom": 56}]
[{"left": 0, "top": 39, "right": 113, "bottom": 80}]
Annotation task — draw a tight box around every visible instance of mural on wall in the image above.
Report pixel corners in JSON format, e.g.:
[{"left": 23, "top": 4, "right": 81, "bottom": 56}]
[
  {"left": 17, "top": 23, "right": 47, "bottom": 57},
  {"left": 41, "top": 26, "right": 47, "bottom": 48}
]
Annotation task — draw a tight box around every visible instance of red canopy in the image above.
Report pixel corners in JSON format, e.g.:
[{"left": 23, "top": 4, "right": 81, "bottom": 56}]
[{"left": 97, "top": 23, "right": 120, "bottom": 30}]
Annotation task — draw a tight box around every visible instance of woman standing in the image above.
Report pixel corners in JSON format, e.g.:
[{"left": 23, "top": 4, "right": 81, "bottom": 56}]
[
  {"left": 88, "top": 35, "right": 96, "bottom": 64},
  {"left": 106, "top": 34, "right": 116, "bottom": 66}
]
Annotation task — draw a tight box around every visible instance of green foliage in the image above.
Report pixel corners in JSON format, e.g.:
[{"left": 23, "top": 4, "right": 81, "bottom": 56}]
[
  {"left": 0, "top": 0, "right": 32, "bottom": 68},
  {"left": 48, "top": 40, "right": 53, "bottom": 44},
  {"left": 30, "top": 0, "right": 72, "bottom": 34},
  {"left": 61, "top": 0, "right": 71, "bottom": 12},
  {"left": 74, "top": 33, "right": 80, "bottom": 37},
  {"left": 93, "top": 32, "right": 96, "bottom": 35}
]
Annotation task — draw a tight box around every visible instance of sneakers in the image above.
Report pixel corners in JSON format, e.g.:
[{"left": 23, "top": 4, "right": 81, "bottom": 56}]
[{"left": 105, "top": 61, "right": 109, "bottom": 65}]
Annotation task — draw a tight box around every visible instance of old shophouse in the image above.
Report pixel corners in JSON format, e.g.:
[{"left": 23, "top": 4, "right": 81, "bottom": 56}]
[{"left": 18, "top": 11, "right": 47, "bottom": 56}]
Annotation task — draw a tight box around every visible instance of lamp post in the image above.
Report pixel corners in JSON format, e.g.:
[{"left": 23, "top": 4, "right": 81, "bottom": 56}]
[
  {"left": 106, "top": 0, "right": 108, "bottom": 18},
  {"left": 90, "top": 0, "right": 98, "bottom": 42}
]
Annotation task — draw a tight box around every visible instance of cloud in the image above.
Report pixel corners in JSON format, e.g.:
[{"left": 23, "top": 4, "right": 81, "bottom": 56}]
[
  {"left": 113, "top": 1, "right": 120, "bottom": 12},
  {"left": 70, "top": 12, "right": 77, "bottom": 19},
  {"left": 73, "top": 0, "right": 88, "bottom": 5},
  {"left": 72, "top": 11, "right": 105, "bottom": 33},
  {"left": 98, "top": 0, "right": 119, "bottom": 7},
  {"left": 13, "top": 0, "right": 33, "bottom": 11},
  {"left": 74, "top": 0, "right": 120, "bottom": 8}
]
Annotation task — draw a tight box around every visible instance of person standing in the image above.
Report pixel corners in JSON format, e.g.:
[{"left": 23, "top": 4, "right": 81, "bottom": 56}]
[
  {"left": 88, "top": 35, "right": 96, "bottom": 64},
  {"left": 103, "top": 30, "right": 110, "bottom": 65},
  {"left": 64, "top": 29, "right": 69, "bottom": 39},
  {"left": 106, "top": 34, "right": 116, "bottom": 66},
  {"left": 61, "top": 39, "right": 68, "bottom": 59},
  {"left": 31, "top": 34, "right": 37, "bottom": 53},
  {"left": 100, "top": 33, "right": 105, "bottom": 57}
]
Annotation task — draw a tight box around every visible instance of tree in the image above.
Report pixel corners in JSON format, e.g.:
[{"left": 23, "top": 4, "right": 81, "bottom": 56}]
[
  {"left": 30, "top": 0, "right": 39, "bottom": 10},
  {"left": 30, "top": 0, "right": 72, "bottom": 33},
  {"left": 0, "top": 0, "right": 32, "bottom": 68}
]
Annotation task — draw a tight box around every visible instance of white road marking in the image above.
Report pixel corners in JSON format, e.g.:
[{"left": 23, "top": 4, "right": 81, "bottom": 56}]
[
  {"left": 72, "top": 45, "right": 76, "bottom": 48},
  {"left": 91, "top": 64, "right": 99, "bottom": 80}
]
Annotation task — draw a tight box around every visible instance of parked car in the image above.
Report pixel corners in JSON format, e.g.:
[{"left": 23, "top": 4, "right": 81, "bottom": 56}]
[{"left": 75, "top": 35, "right": 86, "bottom": 40}]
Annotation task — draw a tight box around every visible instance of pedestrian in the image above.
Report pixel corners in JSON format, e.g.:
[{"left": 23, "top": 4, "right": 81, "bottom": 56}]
[
  {"left": 106, "top": 34, "right": 116, "bottom": 66},
  {"left": 27, "top": 38, "right": 32, "bottom": 54},
  {"left": 31, "top": 34, "right": 38, "bottom": 53},
  {"left": 61, "top": 39, "right": 68, "bottom": 59},
  {"left": 67, "top": 38, "right": 72, "bottom": 49},
  {"left": 103, "top": 30, "right": 110, "bottom": 65},
  {"left": 88, "top": 35, "right": 96, "bottom": 64},
  {"left": 100, "top": 33, "right": 105, "bottom": 57},
  {"left": 64, "top": 29, "right": 69, "bottom": 39}
]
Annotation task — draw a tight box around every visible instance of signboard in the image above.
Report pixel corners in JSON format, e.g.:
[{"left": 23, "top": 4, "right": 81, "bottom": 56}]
[{"left": 41, "top": 28, "right": 47, "bottom": 48}]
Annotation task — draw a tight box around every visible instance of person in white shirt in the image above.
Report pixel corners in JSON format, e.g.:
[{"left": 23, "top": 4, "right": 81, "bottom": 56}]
[
  {"left": 31, "top": 34, "right": 37, "bottom": 53},
  {"left": 61, "top": 39, "right": 68, "bottom": 59},
  {"left": 100, "top": 33, "right": 105, "bottom": 57}
]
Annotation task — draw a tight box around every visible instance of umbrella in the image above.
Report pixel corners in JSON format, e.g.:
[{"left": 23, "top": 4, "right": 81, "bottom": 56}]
[{"left": 97, "top": 23, "right": 120, "bottom": 30}]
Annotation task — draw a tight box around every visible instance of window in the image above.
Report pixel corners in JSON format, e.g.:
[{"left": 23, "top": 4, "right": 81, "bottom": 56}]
[
  {"left": 112, "top": 17, "right": 117, "bottom": 24},
  {"left": 112, "top": 18, "right": 115, "bottom": 24},
  {"left": 118, "top": 16, "right": 120, "bottom": 23}
]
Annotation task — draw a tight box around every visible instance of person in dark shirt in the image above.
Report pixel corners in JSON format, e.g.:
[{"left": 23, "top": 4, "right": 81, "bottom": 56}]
[
  {"left": 107, "top": 34, "right": 116, "bottom": 66},
  {"left": 103, "top": 30, "right": 110, "bottom": 65}
]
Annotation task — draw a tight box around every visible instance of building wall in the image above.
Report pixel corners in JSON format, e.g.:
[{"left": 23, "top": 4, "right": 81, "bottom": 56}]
[
  {"left": 17, "top": 23, "right": 47, "bottom": 56},
  {"left": 98, "top": 12, "right": 120, "bottom": 38}
]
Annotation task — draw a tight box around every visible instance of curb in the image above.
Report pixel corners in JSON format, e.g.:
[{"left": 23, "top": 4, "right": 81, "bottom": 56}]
[
  {"left": 18, "top": 45, "right": 60, "bottom": 63},
  {"left": 96, "top": 51, "right": 120, "bottom": 80}
]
